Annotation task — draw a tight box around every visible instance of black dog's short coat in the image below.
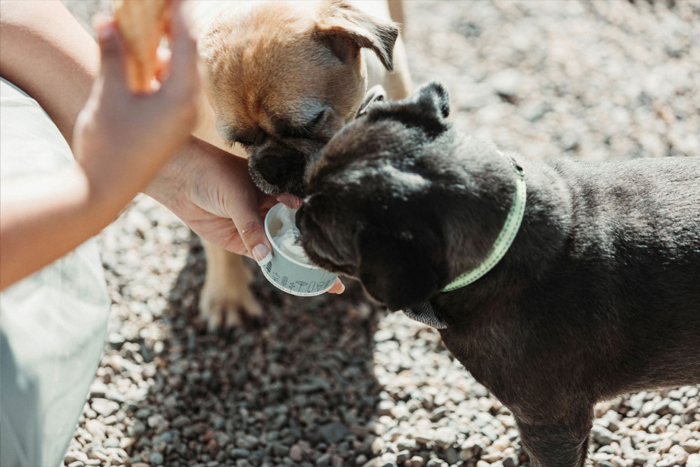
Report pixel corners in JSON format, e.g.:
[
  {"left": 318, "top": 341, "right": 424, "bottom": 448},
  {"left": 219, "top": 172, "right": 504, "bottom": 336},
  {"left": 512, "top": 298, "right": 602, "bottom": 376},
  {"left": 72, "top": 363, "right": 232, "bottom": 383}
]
[{"left": 297, "top": 82, "right": 700, "bottom": 466}]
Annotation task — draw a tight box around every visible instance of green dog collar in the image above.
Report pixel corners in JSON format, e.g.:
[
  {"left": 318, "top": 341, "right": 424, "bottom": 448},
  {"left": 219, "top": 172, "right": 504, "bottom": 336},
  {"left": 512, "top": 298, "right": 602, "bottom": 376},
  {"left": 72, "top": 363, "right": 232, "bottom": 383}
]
[{"left": 441, "top": 156, "right": 526, "bottom": 293}]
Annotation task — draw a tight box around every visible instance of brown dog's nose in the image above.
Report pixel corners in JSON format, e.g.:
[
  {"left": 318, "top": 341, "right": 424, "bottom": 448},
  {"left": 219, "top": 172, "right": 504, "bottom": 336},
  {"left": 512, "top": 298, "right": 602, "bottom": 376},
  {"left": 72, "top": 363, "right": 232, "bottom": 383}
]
[{"left": 255, "top": 147, "right": 306, "bottom": 188}]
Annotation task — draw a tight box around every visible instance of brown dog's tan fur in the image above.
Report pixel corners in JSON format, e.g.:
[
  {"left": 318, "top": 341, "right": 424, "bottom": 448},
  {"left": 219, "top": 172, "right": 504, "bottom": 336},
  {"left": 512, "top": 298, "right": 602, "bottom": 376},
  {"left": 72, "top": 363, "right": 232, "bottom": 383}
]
[
  {"left": 190, "top": 0, "right": 411, "bottom": 329},
  {"left": 200, "top": 3, "right": 364, "bottom": 147}
]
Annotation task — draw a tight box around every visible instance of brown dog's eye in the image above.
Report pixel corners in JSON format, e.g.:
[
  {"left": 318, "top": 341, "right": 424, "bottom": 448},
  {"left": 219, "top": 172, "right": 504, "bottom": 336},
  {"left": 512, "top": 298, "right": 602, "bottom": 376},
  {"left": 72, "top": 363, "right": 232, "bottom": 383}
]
[
  {"left": 279, "top": 111, "right": 326, "bottom": 139},
  {"left": 232, "top": 132, "right": 266, "bottom": 147},
  {"left": 234, "top": 138, "right": 254, "bottom": 147},
  {"left": 304, "top": 111, "right": 326, "bottom": 132}
]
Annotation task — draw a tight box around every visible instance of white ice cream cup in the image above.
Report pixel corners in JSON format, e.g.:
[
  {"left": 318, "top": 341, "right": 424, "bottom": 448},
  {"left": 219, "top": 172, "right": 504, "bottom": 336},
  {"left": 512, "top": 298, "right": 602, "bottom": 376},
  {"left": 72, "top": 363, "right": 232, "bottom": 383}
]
[{"left": 261, "top": 203, "right": 338, "bottom": 296}]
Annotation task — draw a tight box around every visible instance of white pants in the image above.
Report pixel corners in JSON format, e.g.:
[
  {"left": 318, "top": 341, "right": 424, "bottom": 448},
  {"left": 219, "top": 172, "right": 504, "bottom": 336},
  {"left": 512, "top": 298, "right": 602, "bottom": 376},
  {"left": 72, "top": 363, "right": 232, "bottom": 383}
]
[{"left": 0, "top": 79, "right": 110, "bottom": 467}]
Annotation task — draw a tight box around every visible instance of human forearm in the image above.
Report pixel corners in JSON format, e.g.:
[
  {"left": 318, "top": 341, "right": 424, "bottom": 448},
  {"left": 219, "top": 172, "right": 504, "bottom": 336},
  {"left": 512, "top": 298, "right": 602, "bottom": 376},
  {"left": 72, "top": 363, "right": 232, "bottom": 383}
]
[
  {"left": 144, "top": 136, "right": 278, "bottom": 258},
  {"left": 0, "top": 167, "right": 113, "bottom": 290},
  {"left": 0, "top": 0, "right": 98, "bottom": 145},
  {"left": 0, "top": 4, "right": 198, "bottom": 290}
]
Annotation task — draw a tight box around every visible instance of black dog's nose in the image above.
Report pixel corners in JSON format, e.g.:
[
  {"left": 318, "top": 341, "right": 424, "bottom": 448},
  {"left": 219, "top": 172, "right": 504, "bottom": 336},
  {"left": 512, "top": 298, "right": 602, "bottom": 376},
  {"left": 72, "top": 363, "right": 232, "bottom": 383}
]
[{"left": 255, "top": 147, "right": 306, "bottom": 187}]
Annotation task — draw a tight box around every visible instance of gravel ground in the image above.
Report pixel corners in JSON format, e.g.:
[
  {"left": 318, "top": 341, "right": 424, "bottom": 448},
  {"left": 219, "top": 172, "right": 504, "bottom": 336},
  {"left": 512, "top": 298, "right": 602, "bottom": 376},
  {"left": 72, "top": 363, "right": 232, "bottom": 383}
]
[{"left": 61, "top": 1, "right": 700, "bottom": 467}]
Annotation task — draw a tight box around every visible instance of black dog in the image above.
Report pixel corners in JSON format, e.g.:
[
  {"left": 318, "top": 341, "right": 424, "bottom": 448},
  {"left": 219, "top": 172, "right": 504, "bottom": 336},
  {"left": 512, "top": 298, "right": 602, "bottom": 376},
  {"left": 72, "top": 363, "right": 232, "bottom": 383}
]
[{"left": 297, "top": 82, "right": 700, "bottom": 466}]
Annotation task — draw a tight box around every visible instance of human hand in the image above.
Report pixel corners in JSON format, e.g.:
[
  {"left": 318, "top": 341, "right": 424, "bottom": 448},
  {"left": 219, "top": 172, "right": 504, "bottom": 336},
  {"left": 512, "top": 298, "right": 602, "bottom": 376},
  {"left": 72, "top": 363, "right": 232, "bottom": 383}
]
[
  {"left": 147, "top": 137, "right": 276, "bottom": 256},
  {"left": 146, "top": 137, "right": 345, "bottom": 294},
  {"left": 72, "top": 0, "right": 199, "bottom": 219}
]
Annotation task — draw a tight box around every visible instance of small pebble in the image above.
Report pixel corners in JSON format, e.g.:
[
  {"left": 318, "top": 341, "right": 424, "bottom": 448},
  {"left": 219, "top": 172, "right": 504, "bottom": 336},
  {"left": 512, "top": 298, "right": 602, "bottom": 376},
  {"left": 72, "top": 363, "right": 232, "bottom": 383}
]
[{"left": 149, "top": 451, "right": 164, "bottom": 466}]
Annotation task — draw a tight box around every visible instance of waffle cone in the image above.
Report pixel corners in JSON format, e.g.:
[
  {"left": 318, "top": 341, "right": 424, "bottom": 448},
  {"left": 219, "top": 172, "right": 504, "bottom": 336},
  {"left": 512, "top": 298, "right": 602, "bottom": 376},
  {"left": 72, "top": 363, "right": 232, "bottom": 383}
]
[{"left": 113, "top": 0, "right": 172, "bottom": 92}]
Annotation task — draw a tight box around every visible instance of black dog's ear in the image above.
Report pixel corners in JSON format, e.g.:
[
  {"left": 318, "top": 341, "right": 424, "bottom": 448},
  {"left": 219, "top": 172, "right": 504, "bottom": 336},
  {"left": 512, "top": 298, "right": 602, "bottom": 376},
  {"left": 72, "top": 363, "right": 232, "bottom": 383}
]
[
  {"left": 357, "top": 85, "right": 387, "bottom": 118},
  {"left": 357, "top": 229, "right": 443, "bottom": 312},
  {"left": 415, "top": 81, "right": 450, "bottom": 119},
  {"left": 316, "top": 0, "right": 399, "bottom": 71}
]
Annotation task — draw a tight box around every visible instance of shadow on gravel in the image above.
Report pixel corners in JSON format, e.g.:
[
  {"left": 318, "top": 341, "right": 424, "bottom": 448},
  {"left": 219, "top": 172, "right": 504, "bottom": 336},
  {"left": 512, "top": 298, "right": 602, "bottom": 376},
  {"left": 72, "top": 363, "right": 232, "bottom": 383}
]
[{"left": 128, "top": 233, "right": 386, "bottom": 466}]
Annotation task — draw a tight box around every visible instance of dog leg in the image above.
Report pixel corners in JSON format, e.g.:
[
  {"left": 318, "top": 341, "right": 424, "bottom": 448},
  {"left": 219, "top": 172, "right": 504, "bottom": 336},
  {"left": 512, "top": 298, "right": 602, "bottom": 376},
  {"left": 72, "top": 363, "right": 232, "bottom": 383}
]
[
  {"left": 194, "top": 96, "right": 264, "bottom": 330},
  {"left": 199, "top": 242, "right": 262, "bottom": 330},
  {"left": 515, "top": 405, "right": 593, "bottom": 467},
  {"left": 385, "top": 0, "right": 411, "bottom": 99},
  {"left": 360, "top": 0, "right": 411, "bottom": 100},
  {"left": 384, "top": 36, "right": 412, "bottom": 100},
  {"left": 387, "top": 0, "right": 405, "bottom": 30}
]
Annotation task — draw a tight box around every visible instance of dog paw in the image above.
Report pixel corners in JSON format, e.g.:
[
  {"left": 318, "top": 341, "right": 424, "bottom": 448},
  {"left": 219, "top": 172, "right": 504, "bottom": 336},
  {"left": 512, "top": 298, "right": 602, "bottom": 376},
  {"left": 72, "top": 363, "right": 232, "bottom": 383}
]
[{"left": 199, "top": 283, "right": 262, "bottom": 330}]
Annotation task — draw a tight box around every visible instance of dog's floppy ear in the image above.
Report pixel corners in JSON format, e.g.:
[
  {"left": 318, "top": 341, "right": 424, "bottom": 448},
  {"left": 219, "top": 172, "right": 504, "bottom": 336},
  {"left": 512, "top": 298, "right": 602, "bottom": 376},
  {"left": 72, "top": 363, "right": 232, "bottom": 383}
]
[
  {"left": 316, "top": 0, "right": 399, "bottom": 71},
  {"left": 357, "top": 228, "right": 445, "bottom": 312},
  {"left": 414, "top": 81, "right": 450, "bottom": 119}
]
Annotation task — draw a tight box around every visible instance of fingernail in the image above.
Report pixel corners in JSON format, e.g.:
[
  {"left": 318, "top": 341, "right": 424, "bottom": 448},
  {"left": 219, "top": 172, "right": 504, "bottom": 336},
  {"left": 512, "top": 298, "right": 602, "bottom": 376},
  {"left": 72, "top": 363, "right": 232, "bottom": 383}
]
[{"left": 252, "top": 244, "right": 272, "bottom": 266}]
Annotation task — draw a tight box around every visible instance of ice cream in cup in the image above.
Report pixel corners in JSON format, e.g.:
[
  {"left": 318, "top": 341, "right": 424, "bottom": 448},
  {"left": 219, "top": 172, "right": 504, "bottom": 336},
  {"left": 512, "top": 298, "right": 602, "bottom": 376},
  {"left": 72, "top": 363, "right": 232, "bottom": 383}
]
[{"left": 261, "top": 203, "right": 338, "bottom": 296}]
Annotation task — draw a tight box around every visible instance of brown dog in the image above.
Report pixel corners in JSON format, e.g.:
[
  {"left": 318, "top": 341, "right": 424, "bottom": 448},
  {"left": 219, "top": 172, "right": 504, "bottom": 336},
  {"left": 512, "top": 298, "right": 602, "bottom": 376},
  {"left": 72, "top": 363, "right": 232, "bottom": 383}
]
[{"left": 189, "top": 0, "right": 412, "bottom": 329}]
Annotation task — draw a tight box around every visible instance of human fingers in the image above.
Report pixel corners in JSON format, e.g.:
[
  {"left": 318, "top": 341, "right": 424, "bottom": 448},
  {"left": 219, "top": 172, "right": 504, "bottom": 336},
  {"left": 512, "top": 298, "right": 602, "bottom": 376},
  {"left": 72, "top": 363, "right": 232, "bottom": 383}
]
[
  {"left": 163, "top": 0, "right": 198, "bottom": 95},
  {"left": 260, "top": 193, "right": 279, "bottom": 212},
  {"left": 209, "top": 227, "right": 249, "bottom": 258},
  {"left": 154, "top": 46, "right": 171, "bottom": 83},
  {"left": 277, "top": 193, "right": 303, "bottom": 209},
  {"left": 219, "top": 182, "right": 273, "bottom": 263},
  {"left": 235, "top": 210, "right": 272, "bottom": 266},
  {"left": 327, "top": 278, "right": 345, "bottom": 294},
  {"left": 94, "top": 19, "right": 129, "bottom": 96}
]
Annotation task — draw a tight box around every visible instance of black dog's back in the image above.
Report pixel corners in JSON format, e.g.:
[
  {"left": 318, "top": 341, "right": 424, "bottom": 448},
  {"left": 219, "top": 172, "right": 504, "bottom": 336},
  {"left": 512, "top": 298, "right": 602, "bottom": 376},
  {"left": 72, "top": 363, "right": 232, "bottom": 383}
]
[
  {"left": 436, "top": 155, "right": 700, "bottom": 466},
  {"left": 549, "top": 157, "right": 700, "bottom": 393}
]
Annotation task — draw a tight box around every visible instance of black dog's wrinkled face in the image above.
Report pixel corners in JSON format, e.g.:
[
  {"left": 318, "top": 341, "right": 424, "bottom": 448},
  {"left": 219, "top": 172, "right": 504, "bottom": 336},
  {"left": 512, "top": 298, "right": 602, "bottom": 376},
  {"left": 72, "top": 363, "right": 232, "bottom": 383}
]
[
  {"left": 297, "top": 82, "right": 458, "bottom": 310},
  {"left": 243, "top": 85, "right": 391, "bottom": 198}
]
